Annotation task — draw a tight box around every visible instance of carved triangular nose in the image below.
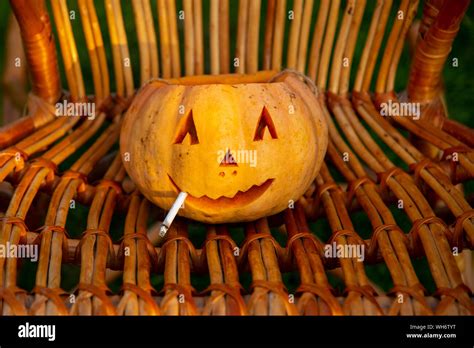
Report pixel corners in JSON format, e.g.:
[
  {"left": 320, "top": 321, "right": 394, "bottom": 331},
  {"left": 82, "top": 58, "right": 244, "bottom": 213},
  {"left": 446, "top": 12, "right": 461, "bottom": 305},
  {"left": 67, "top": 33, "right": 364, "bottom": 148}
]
[{"left": 220, "top": 149, "right": 238, "bottom": 167}]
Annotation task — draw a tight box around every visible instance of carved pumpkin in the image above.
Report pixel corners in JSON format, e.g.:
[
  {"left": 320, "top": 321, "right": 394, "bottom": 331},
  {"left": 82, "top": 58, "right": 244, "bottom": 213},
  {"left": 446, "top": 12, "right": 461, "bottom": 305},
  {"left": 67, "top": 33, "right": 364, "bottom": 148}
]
[{"left": 120, "top": 70, "right": 328, "bottom": 223}]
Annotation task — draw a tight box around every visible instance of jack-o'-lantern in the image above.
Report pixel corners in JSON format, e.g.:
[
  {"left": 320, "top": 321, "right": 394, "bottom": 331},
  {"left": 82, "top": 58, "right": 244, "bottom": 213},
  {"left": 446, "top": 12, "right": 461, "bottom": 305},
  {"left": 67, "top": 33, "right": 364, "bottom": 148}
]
[{"left": 120, "top": 70, "right": 328, "bottom": 223}]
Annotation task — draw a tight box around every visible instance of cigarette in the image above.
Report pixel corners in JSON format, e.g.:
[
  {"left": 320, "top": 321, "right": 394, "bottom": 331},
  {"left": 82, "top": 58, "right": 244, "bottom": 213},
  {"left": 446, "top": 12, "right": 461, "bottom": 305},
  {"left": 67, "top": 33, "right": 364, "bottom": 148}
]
[{"left": 159, "top": 192, "right": 188, "bottom": 237}]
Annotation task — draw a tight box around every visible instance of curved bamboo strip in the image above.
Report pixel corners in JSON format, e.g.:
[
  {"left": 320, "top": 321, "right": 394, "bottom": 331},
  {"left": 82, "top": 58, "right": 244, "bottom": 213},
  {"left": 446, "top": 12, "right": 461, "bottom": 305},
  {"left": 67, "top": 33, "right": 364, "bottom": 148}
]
[
  {"left": 245, "top": 218, "right": 298, "bottom": 315},
  {"left": 296, "top": 0, "right": 314, "bottom": 73},
  {"left": 116, "top": 196, "right": 160, "bottom": 315},
  {"left": 202, "top": 225, "right": 247, "bottom": 315},
  {"left": 193, "top": 0, "right": 204, "bottom": 75},
  {"left": 71, "top": 154, "right": 124, "bottom": 315},
  {"left": 285, "top": 207, "right": 343, "bottom": 315},
  {"left": 2, "top": 14, "right": 28, "bottom": 124},
  {"left": 287, "top": 0, "right": 303, "bottom": 69},
  {"left": 167, "top": 0, "right": 181, "bottom": 78},
  {"left": 246, "top": 0, "right": 262, "bottom": 74},
  {"left": 9, "top": 0, "right": 60, "bottom": 103},
  {"left": 183, "top": 0, "right": 195, "bottom": 76},
  {"left": 307, "top": 0, "right": 330, "bottom": 81},
  {"left": 219, "top": 0, "right": 230, "bottom": 74},
  {"left": 317, "top": 0, "right": 340, "bottom": 90},
  {"left": 132, "top": 0, "right": 152, "bottom": 85},
  {"left": 263, "top": 0, "right": 276, "bottom": 70},
  {"left": 160, "top": 219, "right": 198, "bottom": 315},
  {"left": 51, "top": 0, "right": 85, "bottom": 101},
  {"left": 210, "top": 0, "right": 220, "bottom": 74},
  {"left": 271, "top": 0, "right": 286, "bottom": 71},
  {"left": 105, "top": 0, "right": 134, "bottom": 98}
]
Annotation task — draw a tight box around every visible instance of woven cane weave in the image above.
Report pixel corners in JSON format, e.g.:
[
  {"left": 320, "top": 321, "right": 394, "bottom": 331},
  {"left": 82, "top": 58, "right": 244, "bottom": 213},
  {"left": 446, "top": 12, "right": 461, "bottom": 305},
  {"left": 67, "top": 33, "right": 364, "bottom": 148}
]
[{"left": 0, "top": 0, "right": 473, "bottom": 316}]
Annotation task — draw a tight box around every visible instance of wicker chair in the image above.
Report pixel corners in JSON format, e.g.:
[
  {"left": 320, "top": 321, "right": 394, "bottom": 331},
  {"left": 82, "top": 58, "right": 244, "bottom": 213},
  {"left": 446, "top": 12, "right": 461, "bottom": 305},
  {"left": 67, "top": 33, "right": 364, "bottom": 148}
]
[{"left": 0, "top": 0, "right": 473, "bottom": 316}]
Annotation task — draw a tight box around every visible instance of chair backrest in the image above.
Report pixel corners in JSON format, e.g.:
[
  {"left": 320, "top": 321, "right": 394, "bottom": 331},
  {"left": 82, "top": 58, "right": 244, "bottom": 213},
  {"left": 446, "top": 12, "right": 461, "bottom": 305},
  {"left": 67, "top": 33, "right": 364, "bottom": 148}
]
[
  {"left": 8, "top": 0, "right": 467, "bottom": 100},
  {"left": 1, "top": 0, "right": 469, "bottom": 149}
]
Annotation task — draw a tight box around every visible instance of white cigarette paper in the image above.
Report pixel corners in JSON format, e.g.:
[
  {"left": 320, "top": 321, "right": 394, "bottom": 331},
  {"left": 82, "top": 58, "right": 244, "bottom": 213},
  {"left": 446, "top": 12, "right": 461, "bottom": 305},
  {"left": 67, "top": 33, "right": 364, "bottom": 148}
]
[{"left": 159, "top": 192, "right": 188, "bottom": 237}]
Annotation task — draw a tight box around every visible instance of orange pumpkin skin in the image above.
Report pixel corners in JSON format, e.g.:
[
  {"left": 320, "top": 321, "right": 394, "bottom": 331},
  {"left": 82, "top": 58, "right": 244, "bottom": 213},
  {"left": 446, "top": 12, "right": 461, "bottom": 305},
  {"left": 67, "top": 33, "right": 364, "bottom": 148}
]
[{"left": 120, "top": 71, "right": 327, "bottom": 223}]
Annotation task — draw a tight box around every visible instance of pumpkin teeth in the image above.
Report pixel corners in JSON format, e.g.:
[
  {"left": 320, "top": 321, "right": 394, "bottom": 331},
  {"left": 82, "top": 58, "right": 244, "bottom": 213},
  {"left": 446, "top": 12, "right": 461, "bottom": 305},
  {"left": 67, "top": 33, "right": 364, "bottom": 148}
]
[{"left": 167, "top": 175, "right": 274, "bottom": 203}]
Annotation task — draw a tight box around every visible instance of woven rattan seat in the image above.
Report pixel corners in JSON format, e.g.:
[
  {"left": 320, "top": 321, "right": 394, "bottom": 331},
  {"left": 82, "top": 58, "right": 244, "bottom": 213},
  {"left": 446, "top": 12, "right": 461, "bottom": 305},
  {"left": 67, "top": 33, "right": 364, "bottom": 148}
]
[{"left": 0, "top": 0, "right": 473, "bottom": 316}]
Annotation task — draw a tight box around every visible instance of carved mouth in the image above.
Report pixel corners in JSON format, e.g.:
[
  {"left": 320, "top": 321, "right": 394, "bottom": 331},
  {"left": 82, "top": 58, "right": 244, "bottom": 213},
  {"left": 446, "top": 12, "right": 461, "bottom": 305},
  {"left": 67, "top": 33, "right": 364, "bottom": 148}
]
[{"left": 168, "top": 175, "right": 274, "bottom": 209}]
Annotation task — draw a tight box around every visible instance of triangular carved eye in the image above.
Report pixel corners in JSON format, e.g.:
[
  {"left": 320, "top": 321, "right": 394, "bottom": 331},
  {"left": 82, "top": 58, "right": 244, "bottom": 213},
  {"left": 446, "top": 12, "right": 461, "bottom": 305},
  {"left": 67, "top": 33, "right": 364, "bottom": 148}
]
[
  {"left": 253, "top": 106, "right": 278, "bottom": 141},
  {"left": 173, "top": 110, "right": 199, "bottom": 145}
]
